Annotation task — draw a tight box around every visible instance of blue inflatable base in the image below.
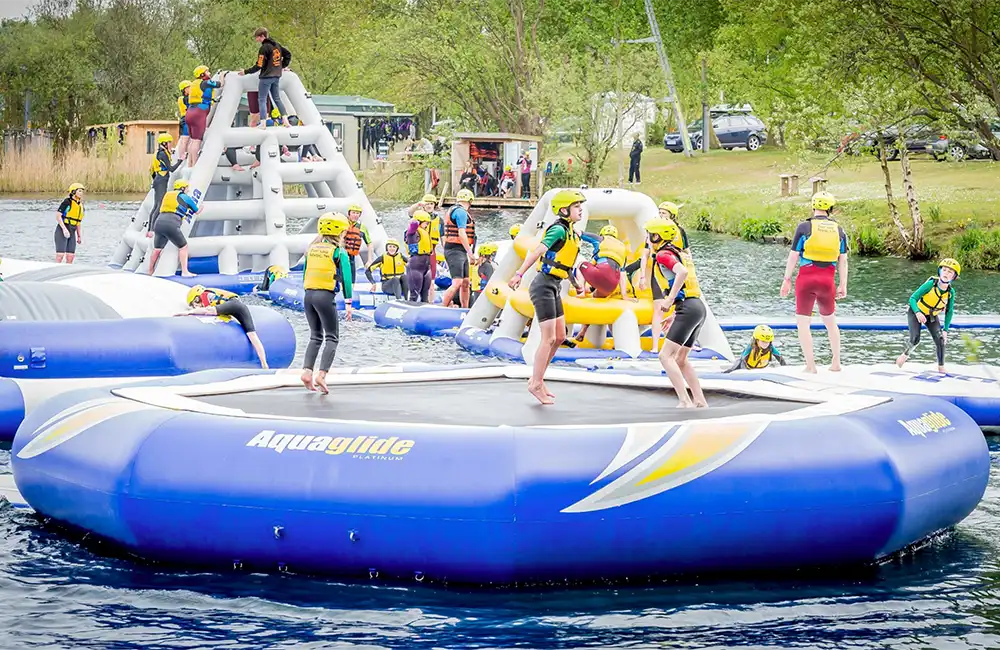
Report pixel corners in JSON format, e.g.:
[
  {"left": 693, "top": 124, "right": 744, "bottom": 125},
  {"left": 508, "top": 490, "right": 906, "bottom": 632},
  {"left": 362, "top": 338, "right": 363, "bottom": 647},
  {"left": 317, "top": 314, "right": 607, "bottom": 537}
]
[
  {"left": 456, "top": 327, "right": 729, "bottom": 364},
  {"left": 374, "top": 301, "right": 467, "bottom": 336}
]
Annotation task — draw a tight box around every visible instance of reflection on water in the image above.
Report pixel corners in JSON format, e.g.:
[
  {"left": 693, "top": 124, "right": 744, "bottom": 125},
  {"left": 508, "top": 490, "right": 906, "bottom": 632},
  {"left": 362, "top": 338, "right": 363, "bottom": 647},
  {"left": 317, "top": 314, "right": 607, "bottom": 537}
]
[{"left": 1, "top": 197, "right": 999, "bottom": 649}]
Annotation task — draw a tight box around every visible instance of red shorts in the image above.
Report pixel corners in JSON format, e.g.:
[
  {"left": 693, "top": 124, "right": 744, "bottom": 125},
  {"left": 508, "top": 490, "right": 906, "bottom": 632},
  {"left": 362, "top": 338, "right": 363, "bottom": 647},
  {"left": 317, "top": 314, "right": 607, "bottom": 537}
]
[
  {"left": 185, "top": 106, "right": 209, "bottom": 140},
  {"left": 429, "top": 250, "right": 438, "bottom": 279},
  {"left": 246, "top": 92, "right": 274, "bottom": 117},
  {"left": 795, "top": 264, "right": 836, "bottom": 316},
  {"left": 579, "top": 261, "right": 620, "bottom": 298}
]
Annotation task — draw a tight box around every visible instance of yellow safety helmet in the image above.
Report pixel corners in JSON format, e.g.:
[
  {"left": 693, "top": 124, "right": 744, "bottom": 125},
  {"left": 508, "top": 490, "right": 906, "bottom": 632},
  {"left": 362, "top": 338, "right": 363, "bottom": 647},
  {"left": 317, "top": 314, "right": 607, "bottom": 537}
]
[
  {"left": 752, "top": 324, "right": 774, "bottom": 343},
  {"left": 421, "top": 193, "right": 437, "bottom": 204},
  {"left": 456, "top": 189, "right": 474, "bottom": 203},
  {"left": 812, "top": 191, "right": 837, "bottom": 212},
  {"left": 270, "top": 107, "right": 280, "bottom": 118},
  {"left": 478, "top": 243, "right": 498, "bottom": 256},
  {"left": 939, "top": 258, "right": 961, "bottom": 278},
  {"left": 658, "top": 201, "right": 679, "bottom": 217},
  {"left": 385, "top": 238, "right": 401, "bottom": 251},
  {"left": 551, "top": 189, "right": 586, "bottom": 214},
  {"left": 599, "top": 225, "right": 619, "bottom": 238},
  {"left": 186, "top": 285, "right": 206, "bottom": 306},
  {"left": 266, "top": 265, "right": 288, "bottom": 281},
  {"left": 193, "top": 65, "right": 210, "bottom": 78},
  {"left": 173, "top": 179, "right": 189, "bottom": 190},
  {"left": 68, "top": 182, "right": 85, "bottom": 194},
  {"left": 347, "top": 203, "right": 363, "bottom": 214},
  {"left": 318, "top": 212, "right": 350, "bottom": 237},
  {"left": 157, "top": 133, "right": 173, "bottom": 144},
  {"left": 413, "top": 210, "right": 432, "bottom": 223},
  {"left": 644, "top": 218, "right": 679, "bottom": 243},
  {"left": 179, "top": 80, "right": 192, "bottom": 92},
  {"left": 508, "top": 224, "right": 521, "bottom": 238}
]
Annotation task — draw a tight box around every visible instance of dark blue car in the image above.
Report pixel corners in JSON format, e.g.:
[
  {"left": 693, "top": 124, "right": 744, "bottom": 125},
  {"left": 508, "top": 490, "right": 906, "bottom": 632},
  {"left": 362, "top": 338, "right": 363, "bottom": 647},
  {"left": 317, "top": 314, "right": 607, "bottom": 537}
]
[{"left": 664, "top": 114, "right": 768, "bottom": 152}]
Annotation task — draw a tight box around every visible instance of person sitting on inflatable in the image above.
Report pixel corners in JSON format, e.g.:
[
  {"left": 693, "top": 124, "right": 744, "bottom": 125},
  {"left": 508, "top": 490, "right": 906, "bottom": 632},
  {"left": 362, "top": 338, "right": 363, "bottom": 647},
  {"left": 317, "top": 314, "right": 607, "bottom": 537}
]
[
  {"left": 896, "top": 258, "right": 960, "bottom": 373},
  {"left": 255, "top": 264, "right": 289, "bottom": 293},
  {"left": 646, "top": 219, "right": 708, "bottom": 408},
  {"left": 366, "top": 238, "right": 409, "bottom": 299},
  {"left": 302, "top": 213, "right": 353, "bottom": 394},
  {"left": 509, "top": 224, "right": 521, "bottom": 240},
  {"left": 176, "top": 285, "right": 269, "bottom": 369},
  {"left": 578, "top": 225, "right": 629, "bottom": 299},
  {"left": 509, "top": 189, "right": 586, "bottom": 405},
  {"left": 724, "top": 325, "right": 786, "bottom": 373},
  {"left": 470, "top": 242, "right": 497, "bottom": 306},
  {"left": 404, "top": 210, "right": 435, "bottom": 303}
]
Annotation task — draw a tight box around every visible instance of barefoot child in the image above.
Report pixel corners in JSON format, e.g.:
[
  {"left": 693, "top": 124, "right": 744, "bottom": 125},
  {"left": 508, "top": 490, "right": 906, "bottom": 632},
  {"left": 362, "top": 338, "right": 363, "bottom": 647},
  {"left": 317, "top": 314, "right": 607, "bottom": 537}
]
[{"left": 896, "top": 258, "right": 960, "bottom": 373}]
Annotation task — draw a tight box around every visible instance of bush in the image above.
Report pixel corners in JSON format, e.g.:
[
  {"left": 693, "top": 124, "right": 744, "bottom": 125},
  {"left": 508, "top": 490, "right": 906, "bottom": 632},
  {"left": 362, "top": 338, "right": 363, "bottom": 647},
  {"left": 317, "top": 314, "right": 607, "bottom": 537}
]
[
  {"left": 852, "top": 223, "right": 888, "bottom": 256},
  {"left": 693, "top": 208, "right": 713, "bottom": 232},
  {"left": 928, "top": 205, "right": 942, "bottom": 223},
  {"left": 738, "top": 215, "right": 783, "bottom": 241},
  {"left": 951, "top": 227, "right": 1000, "bottom": 270},
  {"left": 646, "top": 118, "right": 666, "bottom": 147}
]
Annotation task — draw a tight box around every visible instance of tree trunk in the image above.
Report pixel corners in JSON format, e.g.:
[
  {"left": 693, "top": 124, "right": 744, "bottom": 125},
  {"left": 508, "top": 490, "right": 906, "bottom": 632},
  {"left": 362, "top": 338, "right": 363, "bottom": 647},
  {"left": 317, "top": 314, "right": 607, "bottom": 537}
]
[
  {"left": 877, "top": 136, "right": 911, "bottom": 250},
  {"left": 898, "top": 144, "right": 925, "bottom": 258}
]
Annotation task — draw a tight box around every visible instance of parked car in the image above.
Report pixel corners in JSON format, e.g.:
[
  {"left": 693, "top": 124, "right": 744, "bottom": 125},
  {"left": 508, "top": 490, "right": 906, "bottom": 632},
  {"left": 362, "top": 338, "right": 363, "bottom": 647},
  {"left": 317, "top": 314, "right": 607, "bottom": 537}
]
[
  {"left": 663, "top": 114, "right": 767, "bottom": 152},
  {"left": 860, "top": 121, "right": 942, "bottom": 160},
  {"left": 926, "top": 124, "right": 1000, "bottom": 160}
]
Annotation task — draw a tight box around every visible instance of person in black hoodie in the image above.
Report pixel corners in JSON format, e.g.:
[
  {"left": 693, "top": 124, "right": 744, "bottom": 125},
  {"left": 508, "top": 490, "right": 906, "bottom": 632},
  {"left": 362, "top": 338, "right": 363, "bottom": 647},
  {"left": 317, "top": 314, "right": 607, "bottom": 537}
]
[
  {"left": 240, "top": 27, "right": 292, "bottom": 129},
  {"left": 628, "top": 132, "right": 643, "bottom": 184}
]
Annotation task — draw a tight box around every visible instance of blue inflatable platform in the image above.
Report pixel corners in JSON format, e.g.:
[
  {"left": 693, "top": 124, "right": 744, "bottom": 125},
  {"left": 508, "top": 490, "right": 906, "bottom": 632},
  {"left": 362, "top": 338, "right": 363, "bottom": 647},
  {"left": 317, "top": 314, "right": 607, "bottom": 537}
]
[
  {"left": 12, "top": 365, "right": 986, "bottom": 585},
  {"left": 719, "top": 315, "right": 1000, "bottom": 331}
]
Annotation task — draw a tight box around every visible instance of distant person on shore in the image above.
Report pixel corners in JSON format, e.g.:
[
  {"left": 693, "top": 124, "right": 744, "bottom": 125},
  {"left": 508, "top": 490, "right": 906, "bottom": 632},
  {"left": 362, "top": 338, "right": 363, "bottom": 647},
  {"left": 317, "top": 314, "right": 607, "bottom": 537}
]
[
  {"left": 185, "top": 65, "right": 224, "bottom": 165},
  {"left": 176, "top": 80, "right": 191, "bottom": 160},
  {"left": 896, "top": 258, "right": 960, "bottom": 373},
  {"left": 148, "top": 133, "right": 184, "bottom": 228},
  {"left": 780, "top": 191, "right": 848, "bottom": 373},
  {"left": 55, "top": 183, "right": 85, "bottom": 264},
  {"left": 239, "top": 28, "right": 292, "bottom": 129},
  {"left": 629, "top": 132, "right": 643, "bottom": 184},
  {"left": 147, "top": 179, "right": 199, "bottom": 277},
  {"left": 518, "top": 152, "right": 532, "bottom": 198},
  {"left": 177, "top": 285, "right": 269, "bottom": 369},
  {"left": 724, "top": 325, "right": 787, "bottom": 372}
]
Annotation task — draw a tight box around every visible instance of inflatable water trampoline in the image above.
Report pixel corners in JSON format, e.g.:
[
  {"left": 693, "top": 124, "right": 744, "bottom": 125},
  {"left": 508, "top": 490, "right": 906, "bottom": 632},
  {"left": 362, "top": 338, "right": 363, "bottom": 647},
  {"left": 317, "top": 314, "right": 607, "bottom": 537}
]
[
  {"left": 12, "top": 364, "right": 987, "bottom": 585},
  {"left": 0, "top": 259, "right": 295, "bottom": 440}
]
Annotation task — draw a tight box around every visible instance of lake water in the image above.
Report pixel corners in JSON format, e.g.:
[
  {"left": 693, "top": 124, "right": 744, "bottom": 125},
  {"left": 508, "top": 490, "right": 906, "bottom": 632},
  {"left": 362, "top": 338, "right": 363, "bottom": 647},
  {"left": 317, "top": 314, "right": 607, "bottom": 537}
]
[{"left": 1, "top": 196, "right": 999, "bottom": 649}]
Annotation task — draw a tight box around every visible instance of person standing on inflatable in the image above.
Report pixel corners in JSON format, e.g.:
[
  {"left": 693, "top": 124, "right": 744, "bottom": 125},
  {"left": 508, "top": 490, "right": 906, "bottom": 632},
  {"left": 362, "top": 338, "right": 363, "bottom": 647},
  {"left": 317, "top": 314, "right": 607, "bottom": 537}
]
[
  {"left": 404, "top": 211, "right": 434, "bottom": 302},
  {"left": 896, "top": 258, "right": 960, "bottom": 373},
  {"left": 148, "top": 133, "right": 183, "bottom": 226},
  {"left": 407, "top": 193, "right": 442, "bottom": 302},
  {"left": 239, "top": 28, "right": 292, "bottom": 129},
  {"left": 441, "top": 189, "right": 476, "bottom": 308},
  {"left": 724, "top": 325, "right": 787, "bottom": 372},
  {"left": 185, "top": 65, "right": 224, "bottom": 165},
  {"left": 176, "top": 80, "right": 191, "bottom": 161},
  {"left": 342, "top": 203, "right": 372, "bottom": 281},
  {"left": 176, "top": 285, "right": 269, "bottom": 369},
  {"left": 302, "top": 213, "right": 353, "bottom": 394},
  {"left": 147, "top": 179, "right": 199, "bottom": 277},
  {"left": 780, "top": 191, "right": 848, "bottom": 373},
  {"left": 55, "top": 183, "right": 85, "bottom": 263},
  {"left": 509, "top": 189, "right": 585, "bottom": 405},
  {"left": 366, "top": 238, "right": 409, "bottom": 299}
]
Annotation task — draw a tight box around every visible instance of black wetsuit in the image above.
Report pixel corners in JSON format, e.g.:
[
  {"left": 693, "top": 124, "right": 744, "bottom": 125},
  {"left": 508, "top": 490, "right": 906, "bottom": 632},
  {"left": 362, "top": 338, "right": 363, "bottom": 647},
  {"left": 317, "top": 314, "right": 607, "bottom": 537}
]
[
  {"left": 216, "top": 299, "right": 256, "bottom": 333},
  {"left": 149, "top": 147, "right": 183, "bottom": 225}
]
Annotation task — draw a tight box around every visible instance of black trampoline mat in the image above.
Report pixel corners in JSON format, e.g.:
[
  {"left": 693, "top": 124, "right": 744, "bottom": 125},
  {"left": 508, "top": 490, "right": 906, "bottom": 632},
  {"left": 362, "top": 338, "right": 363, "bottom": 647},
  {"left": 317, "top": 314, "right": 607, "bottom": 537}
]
[{"left": 197, "top": 378, "right": 803, "bottom": 427}]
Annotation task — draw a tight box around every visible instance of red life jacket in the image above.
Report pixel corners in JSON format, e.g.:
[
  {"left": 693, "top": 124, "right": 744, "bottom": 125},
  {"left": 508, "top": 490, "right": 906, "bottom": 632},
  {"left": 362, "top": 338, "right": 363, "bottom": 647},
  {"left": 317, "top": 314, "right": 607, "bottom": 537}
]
[{"left": 443, "top": 206, "right": 476, "bottom": 247}]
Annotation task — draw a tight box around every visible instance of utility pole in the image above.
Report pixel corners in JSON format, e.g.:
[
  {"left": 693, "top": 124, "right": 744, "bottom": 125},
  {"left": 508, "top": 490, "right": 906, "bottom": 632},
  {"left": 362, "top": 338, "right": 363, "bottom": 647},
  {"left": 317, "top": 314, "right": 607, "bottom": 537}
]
[
  {"left": 24, "top": 89, "right": 32, "bottom": 130},
  {"left": 701, "top": 57, "right": 709, "bottom": 153},
  {"left": 616, "top": 0, "right": 694, "bottom": 157}
]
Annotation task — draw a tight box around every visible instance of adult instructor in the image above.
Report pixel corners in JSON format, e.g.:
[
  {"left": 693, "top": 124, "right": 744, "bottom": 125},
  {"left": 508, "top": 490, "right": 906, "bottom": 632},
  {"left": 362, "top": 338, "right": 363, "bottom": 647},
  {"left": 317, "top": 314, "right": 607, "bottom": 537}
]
[
  {"left": 440, "top": 188, "right": 476, "bottom": 308},
  {"left": 240, "top": 28, "right": 292, "bottom": 129},
  {"left": 780, "top": 191, "right": 848, "bottom": 373}
]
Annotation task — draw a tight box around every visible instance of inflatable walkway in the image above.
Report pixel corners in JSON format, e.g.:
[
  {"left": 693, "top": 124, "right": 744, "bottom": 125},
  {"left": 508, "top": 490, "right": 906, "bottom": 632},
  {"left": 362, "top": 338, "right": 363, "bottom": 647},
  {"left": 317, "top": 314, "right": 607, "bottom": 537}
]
[
  {"left": 0, "top": 259, "right": 295, "bottom": 440},
  {"left": 11, "top": 364, "right": 986, "bottom": 584},
  {"left": 109, "top": 71, "right": 386, "bottom": 292},
  {"left": 718, "top": 315, "right": 1000, "bottom": 331}
]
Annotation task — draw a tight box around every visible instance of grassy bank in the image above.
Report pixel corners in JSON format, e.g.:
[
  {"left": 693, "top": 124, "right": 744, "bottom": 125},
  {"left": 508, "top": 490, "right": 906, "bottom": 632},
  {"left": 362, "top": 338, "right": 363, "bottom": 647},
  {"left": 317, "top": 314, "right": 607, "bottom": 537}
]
[{"left": 584, "top": 146, "right": 1000, "bottom": 270}]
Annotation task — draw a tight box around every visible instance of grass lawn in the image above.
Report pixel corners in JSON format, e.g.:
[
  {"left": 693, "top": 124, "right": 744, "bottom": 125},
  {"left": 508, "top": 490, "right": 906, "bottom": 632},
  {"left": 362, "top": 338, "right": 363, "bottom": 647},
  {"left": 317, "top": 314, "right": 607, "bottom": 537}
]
[{"left": 555, "top": 144, "right": 1000, "bottom": 264}]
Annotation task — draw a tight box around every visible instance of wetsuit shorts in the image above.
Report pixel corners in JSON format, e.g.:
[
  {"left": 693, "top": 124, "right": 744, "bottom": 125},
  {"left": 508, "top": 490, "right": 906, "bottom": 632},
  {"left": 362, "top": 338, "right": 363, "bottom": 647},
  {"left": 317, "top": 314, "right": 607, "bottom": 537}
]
[
  {"left": 444, "top": 245, "right": 470, "bottom": 279},
  {"left": 529, "top": 272, "right": 564, "bottom": 322},
  {"left": 579, "top": 260, "right": 621, "bottom": 298},
  {"left": 665, "top": 297, "right": 706, "bottom": 347},
  {"left": 185, "top": 106, "right": 209, "bottom": 140},
  {"left": 795, "top": 264, "right": 836, "bottom": 316},
  {"left": 54, "top": 224, "right": 77, "bottom": 254},
  {"left": 216, "top": 299, "right": 255, "bottom": 333},
  {"left": 152, "top": 213, "right": 187, "bottom": 250},
  {"left": 651, "top": 271, "right": 667, "bottom": 301}
]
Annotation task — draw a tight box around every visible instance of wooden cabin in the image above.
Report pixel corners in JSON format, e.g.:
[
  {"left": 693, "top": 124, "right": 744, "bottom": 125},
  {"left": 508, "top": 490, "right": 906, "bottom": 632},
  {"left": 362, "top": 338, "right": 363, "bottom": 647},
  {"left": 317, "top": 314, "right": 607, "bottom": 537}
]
[{"left": 438, "top": 132, "right": 544, "bottom": 208}]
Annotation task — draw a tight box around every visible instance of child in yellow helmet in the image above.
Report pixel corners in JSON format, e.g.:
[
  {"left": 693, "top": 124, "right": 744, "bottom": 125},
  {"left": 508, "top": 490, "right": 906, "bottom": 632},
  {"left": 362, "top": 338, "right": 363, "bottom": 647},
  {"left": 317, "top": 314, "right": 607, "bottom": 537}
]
[
  {"left": 724, "top": 325, "right": 787, "bottom": 372},
  {"left": 175, "top": 286, "right": 269, "bottom": 369},
  {"left": 896, "top": 259, "right": 960, "bottom": 373},
  {"left": 55, "top": 183, "right": 86, "bottom": 264}
]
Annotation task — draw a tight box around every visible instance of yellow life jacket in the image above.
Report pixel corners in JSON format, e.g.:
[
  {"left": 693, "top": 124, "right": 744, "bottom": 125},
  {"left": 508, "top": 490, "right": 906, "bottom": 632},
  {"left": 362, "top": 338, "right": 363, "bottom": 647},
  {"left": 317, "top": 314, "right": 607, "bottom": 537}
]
[
  {"left": 744, "top": 344, "right": 773, "bottom": 369},
  {"left": 538, "top": 220, "right": 579, "bottom": 279},
  {"left": 408, "top": 226, "right": 432, "bottom": 256},
  {"left": 429, "top": 215, "right": 441, "bottom": 245},
  {"left": 379, "top": 253, "right": 406, "bottom": 279},
  {"left": 802, "top": 217, "right": 841, "bottom": 263},
  {"left": 304, "top": 241, "right": 339, "bottom": 291},
  {"left": 159, "top": 190, "right": 197, "bottom": 219},
  {"left": 177, "top": 94, "right": 188, "bottom": 118},
  {"left": 61, "top": 197, "right": 84, "bottom": 226},
  {"left": 188, "top": 80, "right": 216, "bottom": 108},
  {"left": 199, "top": 288, "right": 238, "bottom": 307},
  {"left": 470, "top": 262, "right": 481, "bottom": 291},
  {"left": 149, "top": 148, "right": 171, "bottom": 177},
  {"left": 916, "top": 277, "right": 952, "bottom": 316},
  {"left": 596, "top": 235, "right": 626, "bottom": 267},
  {"left": 651, "top": 243, "right": 701, "bottom": 299}
]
